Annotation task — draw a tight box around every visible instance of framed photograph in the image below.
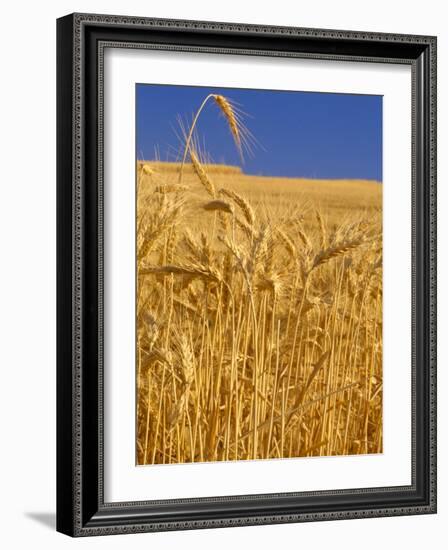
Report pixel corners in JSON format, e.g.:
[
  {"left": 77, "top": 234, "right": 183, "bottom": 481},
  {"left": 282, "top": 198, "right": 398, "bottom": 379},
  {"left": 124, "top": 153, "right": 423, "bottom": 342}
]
[{"left": 56, "top": 13, "right": 437, "bottom": 536}]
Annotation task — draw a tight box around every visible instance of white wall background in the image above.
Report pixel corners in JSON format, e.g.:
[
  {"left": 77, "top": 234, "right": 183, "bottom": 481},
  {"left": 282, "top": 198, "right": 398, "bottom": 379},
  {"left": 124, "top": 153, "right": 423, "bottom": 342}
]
[{"left": 0, "top": 1, "right": 445, "bottom": 548}]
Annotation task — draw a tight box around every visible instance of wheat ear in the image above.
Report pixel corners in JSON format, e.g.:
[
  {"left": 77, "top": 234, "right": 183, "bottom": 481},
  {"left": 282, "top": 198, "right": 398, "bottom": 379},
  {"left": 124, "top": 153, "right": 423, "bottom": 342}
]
[
  {"left": 219, "top": 187, "right": 255, "bottom": 226},
  {"left": 190, "top": 151, "right": 216, "bottom": 197},
  {"left": 212, "top": 95, "right": 242, "bottom": 155},
  {"left": 312, "top": 239, "right": 365, "bottom": 270}
]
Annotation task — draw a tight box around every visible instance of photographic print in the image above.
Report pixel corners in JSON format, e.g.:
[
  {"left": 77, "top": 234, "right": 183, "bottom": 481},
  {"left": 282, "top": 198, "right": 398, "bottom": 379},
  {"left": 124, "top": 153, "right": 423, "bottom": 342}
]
[
  {"left": 57, "top": 15, "right": 437, "bottom": 535},
  {"left": 135, "top": 84, "right": 383, "bottom": 466}
]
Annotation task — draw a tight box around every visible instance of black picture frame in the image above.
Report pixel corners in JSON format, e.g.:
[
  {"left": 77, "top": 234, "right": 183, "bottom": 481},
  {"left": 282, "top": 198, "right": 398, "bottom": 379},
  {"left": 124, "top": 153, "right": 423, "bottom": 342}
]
[{"left": 56, "top": 13, "right": 437, "bottom": 537}]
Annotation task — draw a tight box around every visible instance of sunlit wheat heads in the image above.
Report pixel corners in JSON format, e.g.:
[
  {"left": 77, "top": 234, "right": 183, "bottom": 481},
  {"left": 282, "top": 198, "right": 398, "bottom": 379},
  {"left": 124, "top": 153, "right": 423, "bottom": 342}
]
[{"left": 136, "top": 94, "right": 383, "bottom": 465}]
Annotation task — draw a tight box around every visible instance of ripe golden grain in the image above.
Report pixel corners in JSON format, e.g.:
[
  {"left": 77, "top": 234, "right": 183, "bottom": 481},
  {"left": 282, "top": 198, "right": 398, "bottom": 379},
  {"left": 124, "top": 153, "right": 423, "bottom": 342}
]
[
  {"left": 219, "top": 187, "right": 255, "bottom": 226},
  {"left": 190, "top": 151, "right": 216, "bottom": 197},
  {"left": 212, "top": 94, "right": 242, "bottom": 155},
  {"left": 136, "top": 96, "right": 382, "bottom": 465}
]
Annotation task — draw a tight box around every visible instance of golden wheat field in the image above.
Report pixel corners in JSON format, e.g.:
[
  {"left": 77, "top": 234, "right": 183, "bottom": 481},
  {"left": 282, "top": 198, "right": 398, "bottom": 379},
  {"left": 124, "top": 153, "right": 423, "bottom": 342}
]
[{"left": 136, "top": 94, "right": 382, "bottom": 465}]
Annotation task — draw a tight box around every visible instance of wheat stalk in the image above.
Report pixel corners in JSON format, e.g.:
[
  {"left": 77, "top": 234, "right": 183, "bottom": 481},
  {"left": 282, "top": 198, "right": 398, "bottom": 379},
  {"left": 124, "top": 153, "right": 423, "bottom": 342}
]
[
  {"left": 179, "top": 93, "right": 247, "bottom": 183},
  {"left": 141, "top": 263, "right": 223, "bottom": 284},
  {"left": 212, "top": 95, "right": 242, "bottom": 155},
  {"left": 312, "top": 239, "right": 365, "bottom": 270},
  {"left": 155, "top": 184, "right": 189, "bottom": 194},
  {"left": 219, "top": 187, "right": 255, "bottom": 226},
  {"left": 190, "top": 151, "right": 216, "bottom": 197}
]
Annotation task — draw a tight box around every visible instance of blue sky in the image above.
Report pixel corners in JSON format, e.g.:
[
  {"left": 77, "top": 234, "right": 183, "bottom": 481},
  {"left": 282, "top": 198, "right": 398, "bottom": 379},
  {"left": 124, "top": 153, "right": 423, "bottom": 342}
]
[{"left": 136, "top": 84, "right": 382, "bottom": 181}]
